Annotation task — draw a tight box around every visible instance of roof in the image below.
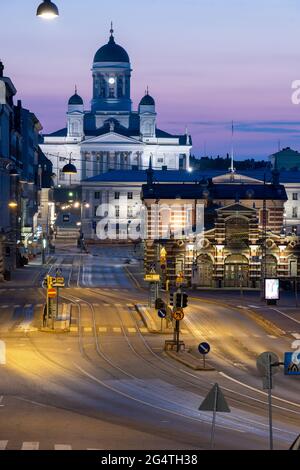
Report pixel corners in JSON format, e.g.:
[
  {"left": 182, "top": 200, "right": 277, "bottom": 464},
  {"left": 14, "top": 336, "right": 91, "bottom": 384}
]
[
  {"left": 83, "top": 169, "right": 211, "bottom": 183},
  {"left": 142, "top": 182, "right": 287, "bottom": 201},
  {"left": 140, "top": 94, "right": 155, "bottom": 106},
  {"left": 94, "top": 34, "right": 129, "bottom": 63},
  {"left": 68, "top": 93, "right": 83, "bottom": 105}
]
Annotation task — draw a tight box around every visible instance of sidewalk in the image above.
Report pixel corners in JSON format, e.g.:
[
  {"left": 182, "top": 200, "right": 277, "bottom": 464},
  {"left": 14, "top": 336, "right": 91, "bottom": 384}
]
[{"left": 0, "top": 254, "right": 54, "bottom": 288}]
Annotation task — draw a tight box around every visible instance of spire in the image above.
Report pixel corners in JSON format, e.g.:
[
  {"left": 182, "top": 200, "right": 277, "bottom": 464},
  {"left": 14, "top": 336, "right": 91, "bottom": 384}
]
[
  {"left": 229, "top": 120, "right": 236, "bottom": 174},
  {"left": 75, "top": 84, "right": 77, "bottom": 95},
  {"left": 272, "top": 149, "right": 280, "bottom": 186},
  {"left": 110, "top": 21, "right": 114, "bottom": 39},
  {"left": 146, "top": 154, "right": 154, "bottom": 186}
]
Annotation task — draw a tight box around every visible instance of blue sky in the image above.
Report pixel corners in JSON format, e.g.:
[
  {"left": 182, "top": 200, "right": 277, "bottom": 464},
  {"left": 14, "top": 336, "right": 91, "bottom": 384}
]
[{"left": 1, "top": 0, "right": 300, "bottom": 158}]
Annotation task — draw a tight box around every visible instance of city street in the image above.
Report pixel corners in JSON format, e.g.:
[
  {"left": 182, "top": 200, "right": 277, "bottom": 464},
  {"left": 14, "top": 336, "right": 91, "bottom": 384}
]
[{"left": 0, "top": 243, "right": 299, "bottom": 450}]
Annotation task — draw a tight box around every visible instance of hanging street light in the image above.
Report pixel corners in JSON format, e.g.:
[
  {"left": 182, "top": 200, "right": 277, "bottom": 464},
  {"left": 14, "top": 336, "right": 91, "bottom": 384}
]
[
  {"left": 62, "top": 156, "right": 77, "bottom": 175},
  {"left": 36, "top": 1, "right": 59, "bottom": 20}
]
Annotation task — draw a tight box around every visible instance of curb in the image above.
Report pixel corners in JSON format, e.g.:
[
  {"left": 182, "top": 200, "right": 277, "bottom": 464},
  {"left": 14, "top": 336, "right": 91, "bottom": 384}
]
[
  {"left": 165, "top": 350, "right": 215, "bottom": 371},
  {"left": 189, "top": 296, "right": 285, "bottom": 337}
]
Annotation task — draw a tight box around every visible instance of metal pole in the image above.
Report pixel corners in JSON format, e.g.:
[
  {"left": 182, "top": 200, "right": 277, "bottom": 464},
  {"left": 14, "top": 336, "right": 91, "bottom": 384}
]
[
  {"left": 56, "top": 286, "right": 59, "bottom": 319},
  {"left": 267, "top": 354, "right": 274, "bottom": 450},
  {"left": 295, "top": 278, "right": 298, "bottom": 307},
  {"left": 211, "top": 385, "right": 218, "bottom": 449},
  {"left": 176, "top": 320, "right": 180, "bottom": 352}
]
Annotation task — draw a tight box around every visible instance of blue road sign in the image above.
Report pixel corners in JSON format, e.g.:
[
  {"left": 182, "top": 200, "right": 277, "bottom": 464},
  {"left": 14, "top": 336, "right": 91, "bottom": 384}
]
[
  {"left": 284, "top": 352, "right": 300, "bottom": 375},
  {"left": 158, "top": 309, "right": 167, "bottom": 319},
  {"left": 198, "top": 342, "right": 210, "bottom": 355}
]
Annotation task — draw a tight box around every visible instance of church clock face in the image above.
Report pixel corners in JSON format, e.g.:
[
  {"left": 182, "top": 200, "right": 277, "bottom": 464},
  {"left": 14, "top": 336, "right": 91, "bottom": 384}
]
[{"left": 108, "top": 77, "right": 115, "bottom": 85}]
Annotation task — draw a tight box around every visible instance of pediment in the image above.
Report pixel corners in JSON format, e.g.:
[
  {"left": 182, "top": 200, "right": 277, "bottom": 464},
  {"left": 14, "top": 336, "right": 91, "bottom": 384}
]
[
  {"left": 82, "top": 132, "right": 142, "bottom": 146},
  {"left": 218, "top": 203, "right": 256, "bottom": 212}
]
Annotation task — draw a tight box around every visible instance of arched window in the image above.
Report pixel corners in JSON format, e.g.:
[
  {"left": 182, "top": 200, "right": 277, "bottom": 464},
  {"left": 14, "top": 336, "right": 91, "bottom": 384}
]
[
  {"left": 225, "top": 217, "right": 249, "bottom": 248},
  {"left": 117, "top": 77, "right": 123, "bottom": 97}
]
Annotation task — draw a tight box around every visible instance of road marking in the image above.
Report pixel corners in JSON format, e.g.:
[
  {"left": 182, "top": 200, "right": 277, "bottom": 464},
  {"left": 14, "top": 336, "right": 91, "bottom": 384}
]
[
  {"left": 103, "top": 303, "right": 110, "bottom": 307},
  {"left": 70, "top": 326, "right": 78, "bottom": 332},
  {"left": 127, "top": 327, "right": 136, "bottom": 333},
  {"left": 0, "top": 305, "right": 8, "bottom": 309},
  {"left": 267, "top": 335, "right": 277, "bottom": 339},
  {"left": 0, "top": 396, "right": 4, "bottom": 407},
  {"left": 24, "top": 304, "right": 32, "bottom": 308},
  {"left": 36, "top": 304, "right": 43, "bottom": 308},
  {"left": 114, "top": 303, "right": 122, "bottom": 307},
  {"left": 83, "top": 327, "right": 93, "bottom": 333},
  {"left": 98, "top": 327, "right": 107, "bottom": 333},
  {"left": 248, "top": 304, "right": 261, "bottom": 309},
  {"left": 139, "top": 327, "right": 148, "bottom": 333},
  {"left": 113, "top": 327, "right": 121, "bottom": 333},
  {"left": 92, "top": 303, "right": 100, "bottom": 307},
  {"left": 271, "top": 307, "right": 300, "bottom": 325},
  {"left": 21, "top": 442, "right": 39, "bottom": 450},
  {"left": 14, "top": 305, "right": 21, "bottom": 308},
  {"left": 181, "top": 329, "right": 189, "bottom": 334},
  {"left": 126, "top": 303, "right": 134, "bottom": 307},
  {"left": 54, "top": 445, "right": 72, "bottom": 450},
  {"left": 0, "top": 441, "right": 8, "bottom": 450},
  {"left": 292, "top": 333, "right": 300, "bottom": 339}
]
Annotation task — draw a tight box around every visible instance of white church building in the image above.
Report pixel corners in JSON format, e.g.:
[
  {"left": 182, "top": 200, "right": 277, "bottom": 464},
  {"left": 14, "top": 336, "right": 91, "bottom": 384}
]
[{"left": 41, "top": 26, "right": 192, "bottom": 188}]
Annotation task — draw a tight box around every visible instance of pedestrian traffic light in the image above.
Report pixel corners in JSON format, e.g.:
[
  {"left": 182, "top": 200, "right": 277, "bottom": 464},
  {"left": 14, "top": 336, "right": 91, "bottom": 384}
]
[
  {"left": 155, "top": 298, "right": 165, "bottom": 310},
  {"left": 169, "top": 292, "right": 174, "bottom": 306},
  {"left": 182, "top": 293, "right": 188, "bottom": 308}
]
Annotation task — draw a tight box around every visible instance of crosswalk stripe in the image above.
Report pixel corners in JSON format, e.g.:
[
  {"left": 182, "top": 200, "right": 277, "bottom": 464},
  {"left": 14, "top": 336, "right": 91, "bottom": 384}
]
[
  {"left": 268, "top": 335, "right": 277, "bottom": 339},
  {"left": 292, "top": 332, "right": 300, "bottom": 339},
  {"left": 24, "top": 304, "right": 32, "bottom": 308},
  {"left": 70, "top": 326, "right": 78, "bottom": 332},
  {"left": 54, "top": 445, "right": 72, "bottom": 450},
  {"left": 92, "top": 304, "right": 100, "bottom": 307},
  {"left": 98, "top": 327, "right": 107, "bottom": 332},
  {"left": 21, "top": 442, "right": 39, "bottom": 450},
  {"left": 36, "top": 304, "right": 43, "bottom": 308},
  {"left": 84, "top": 327, "right": 93, "bottom": 333},
  {"left": 0, "top": 441, "right": 8, "bottom": 450},
  {"left": 181, "top": 329, "right": 189, "bottom": 334},
  {"left": 14, "top": 305, "right": 21, "bottom": 308},
  {"left": 113, "top": 327, "right": 121, "bottom": 333},
  {"left": 103, "top": 304, "right": 110, "bottom": 307},
  {"left": 114, "top": 303, "right": 122, "bottom": 307},
  {"left": 126, "top": 303, "right": 134, "bottom": 307},
  {"left": 140, "top": 327, "right": 148, "bottom": 333},
  {"left": 127, "top": 327, "right": 136, "bottom": 333},
  {"left": 0, "top": 305, "right": 8, "bottom": 309}
]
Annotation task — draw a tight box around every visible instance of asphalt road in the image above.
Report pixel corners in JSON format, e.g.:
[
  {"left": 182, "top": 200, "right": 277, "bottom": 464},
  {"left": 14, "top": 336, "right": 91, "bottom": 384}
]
[{"left": 0, "top": 243, "right": 299, "bottom": 450}]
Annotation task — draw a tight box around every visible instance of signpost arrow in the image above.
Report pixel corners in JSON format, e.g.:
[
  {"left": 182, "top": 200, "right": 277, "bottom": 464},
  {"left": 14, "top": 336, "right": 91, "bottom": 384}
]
[{"left": 199, "top": 383, "right": 230, "bottom": 449}]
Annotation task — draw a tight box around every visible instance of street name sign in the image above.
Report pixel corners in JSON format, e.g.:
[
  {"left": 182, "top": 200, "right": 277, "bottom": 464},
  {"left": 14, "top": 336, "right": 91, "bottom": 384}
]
[{"left": 144, "top": 274, "right": 160, "bottom": 282}]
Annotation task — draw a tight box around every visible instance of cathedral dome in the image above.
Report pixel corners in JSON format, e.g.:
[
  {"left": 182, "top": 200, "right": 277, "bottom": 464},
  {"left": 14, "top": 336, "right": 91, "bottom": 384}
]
[
  {"left": 94, "top": 28, "right": 129, "bottom": 63},
  {"left": 139, "top": 92, "right": 155, "bottom": 106},
  {"left": 68, "top": 90, "right": 83, "bottom": 105}
]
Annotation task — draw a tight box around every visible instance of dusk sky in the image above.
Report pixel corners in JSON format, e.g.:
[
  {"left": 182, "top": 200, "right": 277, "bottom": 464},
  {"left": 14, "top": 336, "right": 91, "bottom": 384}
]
[{"left": 1, "top": 0, "right": 300, "bottom": 158}]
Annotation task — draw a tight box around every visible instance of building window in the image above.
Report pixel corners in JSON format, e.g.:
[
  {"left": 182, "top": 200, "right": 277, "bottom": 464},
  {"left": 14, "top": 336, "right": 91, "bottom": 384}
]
[
  {"left": 292, "top": 207, "right": 298, "bottom": 218},
  {"left": 127, "top": 206, "right": 133, "bottom": 218},
  {"left": 115, "top": 205, "right": 120, "bottom": 218},
  {"left": 116, "top": 223, "right": 120, "bottom": 235},
  {"left": 94, "top": 191, "right": 100, "bottom": 199},
  {"left": 109, "top": 87, "right": 115, "bottom": 98},
  {"left": 293, "top": 193, "right": 298, "bottom": 200},
  {"left": 127, "top": 192, "right": 133, "bottom": 200},
  {"left": 114, "top": 192, "right": 120, "bottom": 200},
  {"left": 157, "top": 158, "right": 164, "bottom": 163},
  {"left": 59, "top": 169, "right": 65, "bottom": 181}
]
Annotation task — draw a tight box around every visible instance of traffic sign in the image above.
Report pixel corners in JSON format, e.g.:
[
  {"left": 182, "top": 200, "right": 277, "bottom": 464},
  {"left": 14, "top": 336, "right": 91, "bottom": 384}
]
[
  {"left": 47, "top": 288, "right": 56, "bottom": 298},
  {"left": 52, "top": 277, "right": 65, "bottom": 287},
  {"left": 172, "top": 309, "right": 184, "bottom": 321},
  {"left": 284, "top": 352, "right": 300, "bottom": 375},
  {"left": 144, "top": 274, "right": 160, "bottom": 282},
  {"left": 199, "top": 383, "right": 231, "bottom": 413},
  {"left": 198, "top": 342, "right": 210, "bottom": 355},
  {"left": 158, "top": 309, "right": 167, "bottom": 319},
  {"left": 256, "top": 351, "right": 280, "bottom": 377}
]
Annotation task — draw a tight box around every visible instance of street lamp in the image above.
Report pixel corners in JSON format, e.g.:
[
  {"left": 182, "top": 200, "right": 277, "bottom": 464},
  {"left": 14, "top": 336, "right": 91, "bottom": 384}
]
[
  {"left": 36, "top": 1, "right": 59, "bottom": 19},
  {"left": 8, "top": 200, "right": 18, "bottom": 209}
]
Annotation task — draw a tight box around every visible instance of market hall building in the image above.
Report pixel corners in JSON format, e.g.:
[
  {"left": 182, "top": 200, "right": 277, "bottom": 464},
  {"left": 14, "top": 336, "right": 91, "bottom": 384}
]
[{"left": 141, "top": 169, "right": 300, "bottom": 288}]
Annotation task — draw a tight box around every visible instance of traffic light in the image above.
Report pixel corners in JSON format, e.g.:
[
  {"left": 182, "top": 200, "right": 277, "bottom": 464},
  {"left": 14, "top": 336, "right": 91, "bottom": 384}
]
[
  {"left": 169, "top": 292, "right": 174, "bottom": 306},
  {"left": 175, "top": 293, "right": 182, "bottom": 308},
  {"left": 155, "top": 298, "right": 165, "bottom": 310},
  {"left": 182, "top": 293, "right": 188, "bottom": 308}
]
